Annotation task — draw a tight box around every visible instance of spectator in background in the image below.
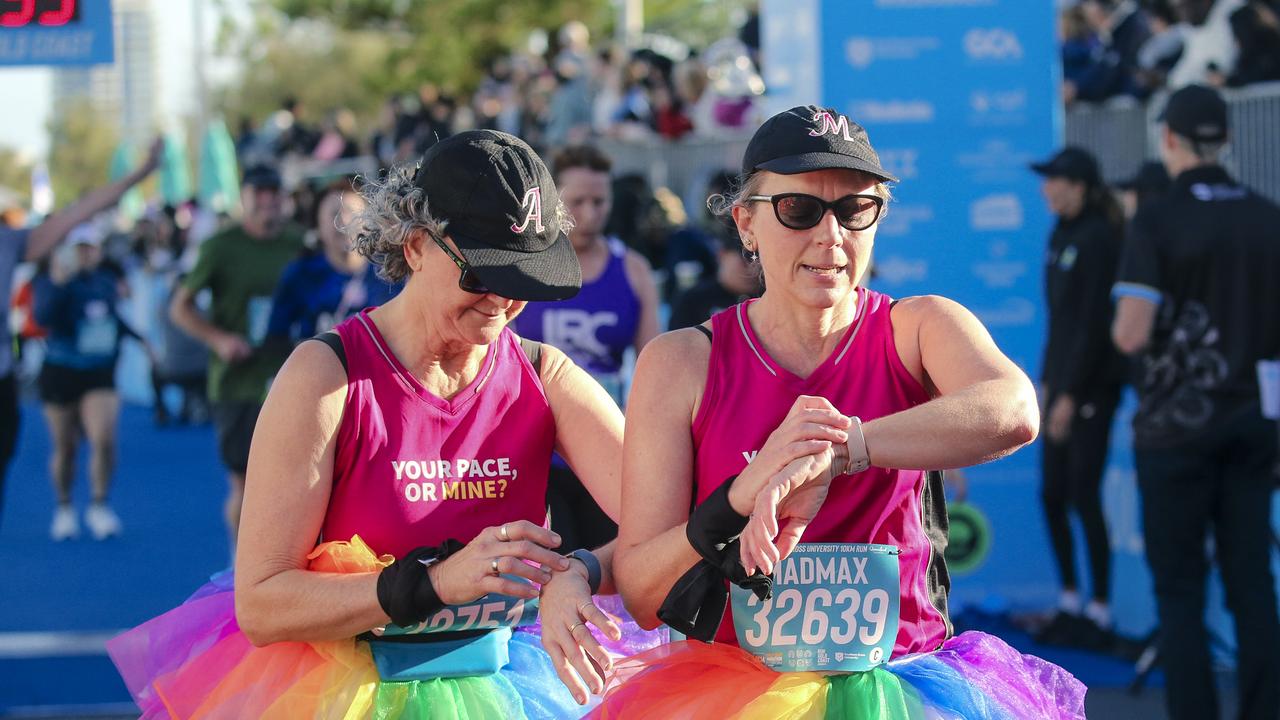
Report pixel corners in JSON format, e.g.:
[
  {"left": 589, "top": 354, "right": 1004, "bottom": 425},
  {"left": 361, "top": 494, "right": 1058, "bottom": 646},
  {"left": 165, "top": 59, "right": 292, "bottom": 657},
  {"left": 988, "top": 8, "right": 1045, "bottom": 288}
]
[
  {"left": 1167, "top": 0, "right": 1245, "bottom": 88},
  {"left": 267, "top": 179, "right": 399, "bottom": 344},
  {"left": 1223, "top": 0, "right": 1280, "bottom": 86},
  {"left": 663, "top": 170, "right": 736, "bottom": 299},
  {"left": 1030, "top": 147, "right": 1127, "bottom": 647},
  {"left": 650, "top": 79, "right": 694, "bottom": 140},
  {"left": 1075, "top": 0, "right": 1157, "bottom": 99},
  {"left": 514, "top": 145, "right": 660, "bottom": 551},
  {"left": 1112, "top": 85, "right": 1280, "bottom": 720},
  {"left": 1116, "top": 159, "right": 1172, "bottom": 219},
  {"left": 1062, "top": 5, "right": 1109, "bottom": 105},
  {"left": 169, "top": 165, "right": 305, "bottom": 551},
  {"left": 667, "top": 225, "right": 762, "bottom": 330},
  {"left": 274, "top": 97, "right": 320, "bottom": 157},
  {"left": 1136, "top": 0, "right": 1189, "bottom": 92},
  {"left": 311, "top": 108, "right": 361, "bottom": 162},
  {"left": 139, "top": 208, "right": 208, "bottom": 427},
  {"left": 0, "top": 140, "right": 160, "bottom": 531},
  {"left": 35, "top": 224, "right": 151, "bottom": 541}
]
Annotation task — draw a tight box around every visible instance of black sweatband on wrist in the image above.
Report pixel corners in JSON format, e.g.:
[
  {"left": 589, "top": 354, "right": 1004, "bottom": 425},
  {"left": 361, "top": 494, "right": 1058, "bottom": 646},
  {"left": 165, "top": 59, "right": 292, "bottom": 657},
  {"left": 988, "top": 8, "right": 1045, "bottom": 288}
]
[
  {"left": 567, "top": 549, "right": 602, "bottom": 594},
  {"left": 376, "top": 539, "right": 464, "bottom": 628},
  {"left": 657, "top": 477, "right": 773, "bottom": 642}
]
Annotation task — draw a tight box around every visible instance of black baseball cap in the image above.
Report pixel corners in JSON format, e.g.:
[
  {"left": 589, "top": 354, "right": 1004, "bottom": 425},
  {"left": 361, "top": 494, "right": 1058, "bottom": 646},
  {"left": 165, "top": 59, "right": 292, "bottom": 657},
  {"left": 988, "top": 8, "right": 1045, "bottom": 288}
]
[
  {"left": 1159, "top": 84, "right": 1228, "bottom": 143},
  {"left": 415, "top": 130, "right": 580, "bottom": 301},
  {"left": 741, "top": 105, "right": 898, "bottom": 182},
  {"left": 1030, "top": 147, "right": 1101, "bottom": 185},
  {"left": 242, "top": 164, "right": 282, "bottom": 189}
]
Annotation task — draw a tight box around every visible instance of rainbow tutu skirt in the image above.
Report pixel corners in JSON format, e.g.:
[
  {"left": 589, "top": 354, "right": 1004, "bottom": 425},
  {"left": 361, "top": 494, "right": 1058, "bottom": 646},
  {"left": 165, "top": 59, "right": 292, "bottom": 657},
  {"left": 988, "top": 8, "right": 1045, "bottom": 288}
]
[
  {"left": 106, "top": 537, "right": 663, "bottom": 719},
  {"left": 589, "top": 632, "right": 1086, "bottom": 719}
]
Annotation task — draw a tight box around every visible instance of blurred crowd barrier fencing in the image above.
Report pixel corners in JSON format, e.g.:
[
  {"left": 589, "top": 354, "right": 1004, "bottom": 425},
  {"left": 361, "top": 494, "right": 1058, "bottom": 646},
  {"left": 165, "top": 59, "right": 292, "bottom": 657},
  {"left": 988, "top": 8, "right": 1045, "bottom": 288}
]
[{"left": 1065, "top": 81, "right": 1280, "bottom": 203}]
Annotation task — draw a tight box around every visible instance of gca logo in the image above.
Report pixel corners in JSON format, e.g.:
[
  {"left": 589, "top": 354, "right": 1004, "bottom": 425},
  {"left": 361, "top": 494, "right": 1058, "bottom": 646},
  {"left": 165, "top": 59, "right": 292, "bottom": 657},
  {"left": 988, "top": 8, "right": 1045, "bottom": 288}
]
[{"left": 964, "top": 29, "right": 1022, "bottom": 61}]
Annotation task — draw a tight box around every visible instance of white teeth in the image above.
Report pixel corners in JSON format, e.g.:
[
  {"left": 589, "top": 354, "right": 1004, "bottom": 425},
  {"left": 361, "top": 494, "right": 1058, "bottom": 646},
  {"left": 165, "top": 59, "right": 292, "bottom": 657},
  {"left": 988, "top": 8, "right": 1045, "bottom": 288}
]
[{"left": 802, "top": 264, "right": 845, "bottom": 274}]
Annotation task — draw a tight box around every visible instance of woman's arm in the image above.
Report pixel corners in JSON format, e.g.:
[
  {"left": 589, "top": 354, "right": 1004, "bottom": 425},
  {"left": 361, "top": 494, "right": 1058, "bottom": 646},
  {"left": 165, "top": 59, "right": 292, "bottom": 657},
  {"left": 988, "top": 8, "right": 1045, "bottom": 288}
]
[
  {"left": 612, "top": 329, "right": 710, "bottom": 629},
  {"left": 543, "top": 343, "right": 625, "bottom": 527},
  {"left": 870, "top": 295, "right": 1039, "bottom": 470},
  {"left": 233, "top": 340, "right": 387, "bottom": 645}
]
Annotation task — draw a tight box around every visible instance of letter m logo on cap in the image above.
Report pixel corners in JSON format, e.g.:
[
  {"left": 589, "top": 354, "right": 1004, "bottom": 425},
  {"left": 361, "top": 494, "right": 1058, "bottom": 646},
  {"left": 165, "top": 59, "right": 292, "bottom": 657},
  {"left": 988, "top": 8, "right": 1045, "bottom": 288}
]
[
  {"left": 810, "top": 111, "right": 856, "bottom": 142},
  {"left": 510, "top": 187, "right": 546, "bottom": 234}
]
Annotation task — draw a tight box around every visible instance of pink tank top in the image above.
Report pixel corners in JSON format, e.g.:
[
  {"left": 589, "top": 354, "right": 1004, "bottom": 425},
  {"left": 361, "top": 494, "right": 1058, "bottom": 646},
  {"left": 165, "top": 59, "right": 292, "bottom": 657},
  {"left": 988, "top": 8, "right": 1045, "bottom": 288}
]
[
  {"left": 693, "top": 289, "right": 950, "bottom": 656},
  {"left": 321, "top": 310, "right": 554, "bottom": 559}
]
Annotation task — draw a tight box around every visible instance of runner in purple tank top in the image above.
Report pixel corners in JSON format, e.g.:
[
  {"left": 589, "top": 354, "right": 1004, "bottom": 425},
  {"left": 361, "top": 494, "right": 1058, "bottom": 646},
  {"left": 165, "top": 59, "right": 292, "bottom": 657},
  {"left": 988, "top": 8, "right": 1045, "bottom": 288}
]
[
  {"left": 595, "top": 106, "right": 1087, "bottom": 719},
  {"left": 106, "top": 131, "right": 661, "bottom": 719}
]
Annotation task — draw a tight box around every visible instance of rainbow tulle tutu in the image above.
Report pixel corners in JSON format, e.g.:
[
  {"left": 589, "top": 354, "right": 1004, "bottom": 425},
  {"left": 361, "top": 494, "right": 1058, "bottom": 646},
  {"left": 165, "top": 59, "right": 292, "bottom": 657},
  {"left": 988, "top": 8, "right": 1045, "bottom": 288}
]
[
  {"left": 107, "top": 536, "right": 664, "bottom": 719},
  {"left": 590, "top": 631, "right": 1086, "bottom": 719}
]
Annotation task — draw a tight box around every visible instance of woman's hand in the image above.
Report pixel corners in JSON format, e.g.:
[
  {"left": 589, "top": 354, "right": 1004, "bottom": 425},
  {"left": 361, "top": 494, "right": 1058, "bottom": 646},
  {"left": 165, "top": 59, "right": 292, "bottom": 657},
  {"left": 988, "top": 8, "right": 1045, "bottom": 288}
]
[
  {"left": 426, "top": 520, "right": 570, "bottom": 605},
  {"left": 538, "top": 558, "right": 622, "bottom": 705},
  {"left": 727, "top": 395, "right": 850, "bottom": 515},
  {"left": 739, "top": 441, "right": 846, "bottom": 576}
]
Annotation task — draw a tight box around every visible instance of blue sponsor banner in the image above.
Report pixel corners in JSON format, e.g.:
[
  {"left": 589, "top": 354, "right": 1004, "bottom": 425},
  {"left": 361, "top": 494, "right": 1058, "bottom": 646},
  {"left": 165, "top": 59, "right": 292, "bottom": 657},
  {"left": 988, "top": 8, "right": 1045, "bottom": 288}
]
[
  {"left": 761, "top": 0, "right": 1167, "bottom": 636},
  {"left": 0, "top": 0, "right": 114, "bottom": 67}
]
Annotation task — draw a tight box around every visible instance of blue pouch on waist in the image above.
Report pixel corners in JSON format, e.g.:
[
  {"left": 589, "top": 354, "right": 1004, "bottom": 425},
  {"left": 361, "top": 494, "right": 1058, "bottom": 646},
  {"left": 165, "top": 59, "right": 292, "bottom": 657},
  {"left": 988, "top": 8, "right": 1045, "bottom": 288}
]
[{"left": 368, "top": 627, "right": 512, "bottom": 680}]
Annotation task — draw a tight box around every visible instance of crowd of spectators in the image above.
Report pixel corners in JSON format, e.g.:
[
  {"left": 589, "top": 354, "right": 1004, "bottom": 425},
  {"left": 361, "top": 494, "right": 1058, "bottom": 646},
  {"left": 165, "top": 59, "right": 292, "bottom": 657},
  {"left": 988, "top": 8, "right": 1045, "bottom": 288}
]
[{"left": 1060, "top": 0, "right": 1280, "bottom": 106}]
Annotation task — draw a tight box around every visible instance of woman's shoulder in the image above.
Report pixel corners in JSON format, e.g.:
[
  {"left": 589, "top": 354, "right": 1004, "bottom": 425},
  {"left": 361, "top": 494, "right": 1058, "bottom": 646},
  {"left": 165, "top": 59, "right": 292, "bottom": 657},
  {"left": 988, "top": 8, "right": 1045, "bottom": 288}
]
[{"left": 633, "top": 326, "right": 713, "bottom": 392}]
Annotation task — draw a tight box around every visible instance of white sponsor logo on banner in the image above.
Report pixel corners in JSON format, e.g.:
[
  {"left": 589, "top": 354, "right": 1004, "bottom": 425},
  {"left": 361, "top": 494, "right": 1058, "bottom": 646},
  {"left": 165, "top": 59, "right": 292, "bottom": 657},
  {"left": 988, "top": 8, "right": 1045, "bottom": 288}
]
[
  {"left": 971, "top": 297, "right": 1036, "bottom": 327},
  {"left": 970, "top": 194, "right": 1024, "bottom": 231},
  {"left": 876, "top": 204, "right": 934, "bottom": 237},
  {"left": 963, "top": 28, "right": 1023, "bottom": 61},
  {"left": 877, "top": 149, "right": 920, "bottom": 180},
  {"left": 844, "top": 36, "right": 942, "bottom": 69},
  {"left": 850, "top": 99, "right": 935, "bottom": 123},
  {"left": 874, "top": 255, "right": 929, "bottom": 285},
  {"left": 972, "top": 260, "right": 1028, "bottom": 289},
  {"left": 969, "top": 88, "right": 1028, "bottom": 125}
]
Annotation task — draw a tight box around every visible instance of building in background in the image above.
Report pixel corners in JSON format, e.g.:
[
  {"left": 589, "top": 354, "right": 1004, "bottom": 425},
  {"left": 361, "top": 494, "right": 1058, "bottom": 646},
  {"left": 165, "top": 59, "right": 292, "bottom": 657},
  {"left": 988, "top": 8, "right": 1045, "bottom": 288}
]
[{"left": 51, "top": 0, "right": 156, "bottom": 146}]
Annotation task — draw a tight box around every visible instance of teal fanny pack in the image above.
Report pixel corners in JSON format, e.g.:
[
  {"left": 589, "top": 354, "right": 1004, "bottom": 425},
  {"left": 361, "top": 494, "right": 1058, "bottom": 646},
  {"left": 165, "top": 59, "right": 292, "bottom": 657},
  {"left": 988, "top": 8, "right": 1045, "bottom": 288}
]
[{"left": 367, "top": 627, "right": 513, "bottom": 680}]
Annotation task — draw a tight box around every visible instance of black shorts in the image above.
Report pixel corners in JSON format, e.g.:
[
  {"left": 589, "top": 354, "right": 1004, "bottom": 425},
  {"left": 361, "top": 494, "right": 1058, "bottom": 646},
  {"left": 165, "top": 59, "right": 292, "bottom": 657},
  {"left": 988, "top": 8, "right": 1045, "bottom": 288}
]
[
  {"left": 213, "top": 401, "right": 262, "bottom": 476},
  {"left": 38, "top": 363, "right": 115, "bottom": 406}
]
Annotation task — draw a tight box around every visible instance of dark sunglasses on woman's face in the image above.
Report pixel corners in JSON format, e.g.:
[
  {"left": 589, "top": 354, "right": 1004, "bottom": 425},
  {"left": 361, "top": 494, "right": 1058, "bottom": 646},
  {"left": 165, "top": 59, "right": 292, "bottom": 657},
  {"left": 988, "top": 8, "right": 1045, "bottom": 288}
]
[
  {"left": 746, "top": 193, "right": 884, "bottom": 232},
  {"left": 431, "top": 234, "right": 490, "bottom": 294}
]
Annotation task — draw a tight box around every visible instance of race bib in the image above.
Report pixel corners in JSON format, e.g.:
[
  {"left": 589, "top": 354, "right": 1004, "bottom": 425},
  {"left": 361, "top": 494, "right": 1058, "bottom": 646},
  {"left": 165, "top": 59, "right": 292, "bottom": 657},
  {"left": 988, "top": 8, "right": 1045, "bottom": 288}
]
[
  {"left": 730, "top": 543, "right": 900, "bottom": 672},
  {"left": 375, "top": 591, "right": 539, "bottom": 637},
  {"left": 76, "top": 315, "right": 118, "bottom": 357},
  {"left": 246, "top": 296, "right": 273, "bottom": 347}
]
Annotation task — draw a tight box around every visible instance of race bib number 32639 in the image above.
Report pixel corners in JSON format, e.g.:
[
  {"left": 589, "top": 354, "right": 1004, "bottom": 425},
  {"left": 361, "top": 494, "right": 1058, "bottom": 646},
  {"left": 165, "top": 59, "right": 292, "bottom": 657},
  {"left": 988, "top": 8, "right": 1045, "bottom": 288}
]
[{"left": 730, "top": 543, "right": 900, "bottom": 672}]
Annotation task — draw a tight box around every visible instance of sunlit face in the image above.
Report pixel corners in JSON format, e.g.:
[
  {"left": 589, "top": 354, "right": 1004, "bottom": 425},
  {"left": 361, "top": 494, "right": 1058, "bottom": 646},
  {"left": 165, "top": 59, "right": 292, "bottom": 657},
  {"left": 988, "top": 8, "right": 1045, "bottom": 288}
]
[
  {"left": 558, "top": 166, "right": 611, "bottom": 249},
  {"left": 732, "top": 169, "right": 881, "bottom": 310},
  {"left": 1040, "top": 176, "right": 1086, "bottom": 218},
  {"left": 406, "top": 231, "right": 527, "bottom": 347}
]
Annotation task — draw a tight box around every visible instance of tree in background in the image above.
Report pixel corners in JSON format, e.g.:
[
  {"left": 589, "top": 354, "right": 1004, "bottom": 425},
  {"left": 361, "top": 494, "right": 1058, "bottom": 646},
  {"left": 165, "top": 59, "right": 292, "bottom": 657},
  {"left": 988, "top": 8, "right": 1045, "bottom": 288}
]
[
  {"left": 0, "top": 147, "right": 34, "bottom": 208},
  {"left": 46, "top": 99, "right": 120, "bottom": 210}
]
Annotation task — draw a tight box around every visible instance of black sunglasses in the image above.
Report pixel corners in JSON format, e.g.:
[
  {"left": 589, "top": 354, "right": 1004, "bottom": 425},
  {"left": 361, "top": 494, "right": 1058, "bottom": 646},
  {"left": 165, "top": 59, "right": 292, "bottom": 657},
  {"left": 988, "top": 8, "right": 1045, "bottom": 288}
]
[
  {"left": 746, "top": 193, "right": 884, "bottom": 232},
  {"left": 431, "top": 234, "right": 490, "bottom": 294}
]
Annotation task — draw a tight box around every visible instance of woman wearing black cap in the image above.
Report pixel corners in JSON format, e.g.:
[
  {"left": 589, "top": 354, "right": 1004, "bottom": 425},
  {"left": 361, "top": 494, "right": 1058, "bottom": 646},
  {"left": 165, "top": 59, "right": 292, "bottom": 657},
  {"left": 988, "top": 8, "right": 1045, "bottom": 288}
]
[
  {"left": 596, "top": 106, "right": 1084, "bottom": 717},
  {"left": 107, "top": 130, "right": 659, "bottom": 717},
  {"left": 1029, "top": 146, "right": 1126, "bottom": 647}
]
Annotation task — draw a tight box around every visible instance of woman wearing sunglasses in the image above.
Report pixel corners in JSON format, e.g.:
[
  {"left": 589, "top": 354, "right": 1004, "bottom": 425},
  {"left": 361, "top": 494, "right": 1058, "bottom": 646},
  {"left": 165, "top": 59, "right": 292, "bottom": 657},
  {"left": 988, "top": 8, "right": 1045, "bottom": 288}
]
[
  {"left": 108, "top": 131, "right": 659, "bottom": 718},
  {"left": 595, "top": 106, "right": 1085, "bottom": 718}
]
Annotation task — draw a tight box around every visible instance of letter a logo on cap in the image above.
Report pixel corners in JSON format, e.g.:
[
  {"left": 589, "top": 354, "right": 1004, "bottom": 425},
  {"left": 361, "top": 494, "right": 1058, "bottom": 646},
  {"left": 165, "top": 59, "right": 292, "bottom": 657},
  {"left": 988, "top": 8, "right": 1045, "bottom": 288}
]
[
  {"left": 510, "top": 187, "right": 545, "bottom": 234},
  {"left": 810, "top": 111, "right": 855, "bottom": 142}
]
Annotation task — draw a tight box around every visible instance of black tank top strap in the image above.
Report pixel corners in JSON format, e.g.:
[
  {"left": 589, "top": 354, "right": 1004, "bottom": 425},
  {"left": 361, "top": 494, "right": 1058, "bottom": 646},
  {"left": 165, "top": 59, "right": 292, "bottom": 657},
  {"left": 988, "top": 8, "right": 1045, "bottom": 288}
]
[
  {"left": 693, "top": 324, "right": 712, "bottom": 342},
  {"left": 310, "top": 331, "right": 349, "bottom": 374}
]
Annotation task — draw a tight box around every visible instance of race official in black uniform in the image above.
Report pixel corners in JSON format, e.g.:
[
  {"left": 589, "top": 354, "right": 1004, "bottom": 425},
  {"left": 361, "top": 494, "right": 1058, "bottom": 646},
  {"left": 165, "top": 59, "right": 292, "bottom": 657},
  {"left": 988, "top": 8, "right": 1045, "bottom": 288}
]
[
  {"left": 1030, "top": 147, "right": 1127, "bottom": 644},
  {"left": 1112, "top": 84, "right": 1280, "bottom": 720}
]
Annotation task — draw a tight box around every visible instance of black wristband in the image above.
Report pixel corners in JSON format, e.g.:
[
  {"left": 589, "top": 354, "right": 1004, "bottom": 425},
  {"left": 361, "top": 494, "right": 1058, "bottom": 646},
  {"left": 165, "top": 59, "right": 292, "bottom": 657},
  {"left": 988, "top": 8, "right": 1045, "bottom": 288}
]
[
  {"left": 376, "top": 539, "right": 464, "bottom": 628},
  {"left": 658, "top": 477, "right": 773, "bottom": 641}
]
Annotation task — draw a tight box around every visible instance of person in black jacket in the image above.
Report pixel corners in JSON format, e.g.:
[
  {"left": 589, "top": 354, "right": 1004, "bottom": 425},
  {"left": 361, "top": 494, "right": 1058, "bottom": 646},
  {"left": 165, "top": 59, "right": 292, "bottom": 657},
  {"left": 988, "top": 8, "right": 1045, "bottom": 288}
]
[
  {"left": 1112, "top": 84, "right": 1280, "bottom": 720},
  {"left": 1030, "top": 146, "right": 1126, "bottom": 645}
]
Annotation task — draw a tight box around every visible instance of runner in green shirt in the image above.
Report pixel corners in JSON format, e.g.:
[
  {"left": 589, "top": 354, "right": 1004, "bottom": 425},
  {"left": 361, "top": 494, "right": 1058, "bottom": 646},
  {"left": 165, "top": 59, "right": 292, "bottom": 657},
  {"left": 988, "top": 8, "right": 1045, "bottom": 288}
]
[{"left": 169, "top": 165, "right": 304, "bottom": 550}]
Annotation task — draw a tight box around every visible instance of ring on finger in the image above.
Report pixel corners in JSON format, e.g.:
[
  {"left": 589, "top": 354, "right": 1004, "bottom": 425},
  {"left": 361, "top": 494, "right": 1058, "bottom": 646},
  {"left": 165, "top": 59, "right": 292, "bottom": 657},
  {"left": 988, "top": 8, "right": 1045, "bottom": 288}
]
[
  {"left": 490, "top": 558, "right": 501, "bottom": 576},
  {"left": 498, "top": 524, "right": 509, "bottom": 542},
  {"left": 568, "top": 621, "right": 585, "bottom": 633},
  {"left": 577, "top": 600, "right": 595, "bottom": 616}
]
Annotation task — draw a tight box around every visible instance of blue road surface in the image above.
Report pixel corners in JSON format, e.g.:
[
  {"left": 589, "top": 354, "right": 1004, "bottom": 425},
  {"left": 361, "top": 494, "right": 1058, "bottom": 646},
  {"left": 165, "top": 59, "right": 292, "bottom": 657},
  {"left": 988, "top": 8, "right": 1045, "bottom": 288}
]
[{"left": 1, "top": 401, "right": 229, "bottom": 715}]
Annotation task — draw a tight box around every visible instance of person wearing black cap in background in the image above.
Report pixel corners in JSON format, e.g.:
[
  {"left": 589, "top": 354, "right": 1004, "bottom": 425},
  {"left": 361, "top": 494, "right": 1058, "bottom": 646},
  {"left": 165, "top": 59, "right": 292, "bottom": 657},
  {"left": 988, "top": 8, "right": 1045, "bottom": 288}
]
[
  {"left": 1115, "top": 160, "right": 1171, "bottom": 221},
  {"left": 169, "top": 164, "right": 305, "bottom": 553},
  {"left": 1029, "top": 146, "right": 1126, "bottom": 648},
  {"left": 1112, "top": 84, "right": 1280, "bottom": 720}
]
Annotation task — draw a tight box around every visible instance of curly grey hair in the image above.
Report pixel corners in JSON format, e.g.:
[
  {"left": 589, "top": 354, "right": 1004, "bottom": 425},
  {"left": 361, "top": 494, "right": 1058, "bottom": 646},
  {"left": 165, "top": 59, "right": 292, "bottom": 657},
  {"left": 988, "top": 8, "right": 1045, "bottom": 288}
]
[{"left": 351, "top": 162, "right": 575, "bottom": 285}]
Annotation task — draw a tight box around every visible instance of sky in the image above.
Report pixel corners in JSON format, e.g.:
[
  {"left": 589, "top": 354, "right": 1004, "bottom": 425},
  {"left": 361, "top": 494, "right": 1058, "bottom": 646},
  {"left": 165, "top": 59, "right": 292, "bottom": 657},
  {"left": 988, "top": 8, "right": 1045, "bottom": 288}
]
[{"left": 0, "top": 0, "right": 248, "bottom": 161}]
